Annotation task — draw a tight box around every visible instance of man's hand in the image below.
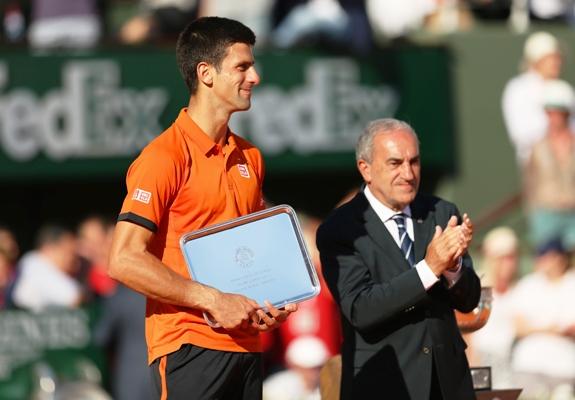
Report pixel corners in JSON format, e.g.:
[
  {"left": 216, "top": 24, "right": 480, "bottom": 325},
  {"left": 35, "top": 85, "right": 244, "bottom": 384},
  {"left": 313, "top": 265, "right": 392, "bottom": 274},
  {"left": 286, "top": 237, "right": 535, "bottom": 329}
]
[
  {"left": 425, "top": 215, "right": 473, "bottom": 276},
  {"left": 206, "top": 291, "right": 260, "bottom": 331},
  {"left": 250, "top": 301, "right": 298, "bottom": 332},
  {"left": 460, "top": 213, "right": 473, "bottom": 253}
]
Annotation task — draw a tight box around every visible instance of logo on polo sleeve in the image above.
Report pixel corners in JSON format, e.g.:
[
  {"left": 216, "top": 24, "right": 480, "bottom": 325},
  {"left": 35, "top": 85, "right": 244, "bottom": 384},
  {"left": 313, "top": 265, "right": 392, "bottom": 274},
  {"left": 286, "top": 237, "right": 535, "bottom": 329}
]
[
  {"left": 132, "top": 188, "right": 151, "bottom": 204},
  {"left": 237, "top": 164, "right": 250, "bottom": 178}
]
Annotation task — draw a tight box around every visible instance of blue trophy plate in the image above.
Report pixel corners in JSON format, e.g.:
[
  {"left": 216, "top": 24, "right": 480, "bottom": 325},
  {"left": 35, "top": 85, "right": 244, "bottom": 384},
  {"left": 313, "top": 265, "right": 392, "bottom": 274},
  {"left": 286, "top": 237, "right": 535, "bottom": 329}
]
[{"left": 180, "top": 205, "right": 320, "bottom": 327}]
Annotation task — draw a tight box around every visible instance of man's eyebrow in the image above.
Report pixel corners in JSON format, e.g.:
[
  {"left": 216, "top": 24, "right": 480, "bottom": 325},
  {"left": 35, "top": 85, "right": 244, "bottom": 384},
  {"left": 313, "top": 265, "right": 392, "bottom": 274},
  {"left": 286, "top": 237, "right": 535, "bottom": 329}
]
[
  {"left": 236, "top": 60, "right": 255, "bottom": 67},
  {"left": 385, "top": 155, "right": 420, "bottom": 163}
]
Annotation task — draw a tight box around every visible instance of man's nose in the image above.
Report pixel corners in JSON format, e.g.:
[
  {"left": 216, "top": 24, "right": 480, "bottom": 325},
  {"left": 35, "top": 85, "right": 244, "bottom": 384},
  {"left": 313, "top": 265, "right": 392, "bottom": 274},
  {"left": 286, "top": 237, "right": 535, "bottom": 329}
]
[
  {"left": 401, "top": 162, "right": 414, "bottom": 179},
  {"left": 248, "top": 66, "right": 260, "bottom": 86}
]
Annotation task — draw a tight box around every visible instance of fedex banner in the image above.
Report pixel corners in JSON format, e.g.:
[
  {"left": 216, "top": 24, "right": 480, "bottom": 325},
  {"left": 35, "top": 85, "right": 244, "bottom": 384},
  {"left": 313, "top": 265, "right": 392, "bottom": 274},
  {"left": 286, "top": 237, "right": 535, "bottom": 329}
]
[{"left": 0, "top": 47, "right": 453, "bottom": 177}]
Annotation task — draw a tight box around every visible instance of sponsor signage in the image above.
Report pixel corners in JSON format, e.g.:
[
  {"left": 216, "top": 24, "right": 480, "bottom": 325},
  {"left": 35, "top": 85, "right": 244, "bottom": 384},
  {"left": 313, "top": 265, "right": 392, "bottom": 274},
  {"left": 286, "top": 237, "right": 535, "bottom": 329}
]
[{"left": 0, "top": 47, "right": 454, "bottom": 178}]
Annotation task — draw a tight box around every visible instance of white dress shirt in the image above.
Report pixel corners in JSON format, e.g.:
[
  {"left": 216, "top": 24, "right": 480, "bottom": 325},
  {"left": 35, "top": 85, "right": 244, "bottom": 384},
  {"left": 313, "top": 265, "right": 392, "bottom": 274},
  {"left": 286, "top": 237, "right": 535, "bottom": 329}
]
[
  {"left": 364, "top": 186, "right": 461, "bottom": 290},
  {"left": 501, "top": 71, "right": 548, "bottom": 166},
  {"left": 12, "top": 251, "right": 81, "bottom": 312}
]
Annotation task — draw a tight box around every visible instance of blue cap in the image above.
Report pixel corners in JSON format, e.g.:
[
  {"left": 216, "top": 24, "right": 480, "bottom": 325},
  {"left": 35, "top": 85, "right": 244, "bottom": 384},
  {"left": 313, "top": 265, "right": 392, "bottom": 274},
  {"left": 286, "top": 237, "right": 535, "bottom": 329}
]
[{"left": 536, "top": 238, "right": 567, "bottom": 256}]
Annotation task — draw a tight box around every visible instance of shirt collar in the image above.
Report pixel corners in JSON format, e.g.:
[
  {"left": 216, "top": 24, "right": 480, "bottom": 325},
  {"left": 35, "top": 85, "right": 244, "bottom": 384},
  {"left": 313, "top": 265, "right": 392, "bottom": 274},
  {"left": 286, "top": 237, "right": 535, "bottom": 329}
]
[
  {"left": 363, "top": 186, "right": 412, "bottom": 222},
  {"left": 175, "top": 108, "right": 236, "bottom": 157}
]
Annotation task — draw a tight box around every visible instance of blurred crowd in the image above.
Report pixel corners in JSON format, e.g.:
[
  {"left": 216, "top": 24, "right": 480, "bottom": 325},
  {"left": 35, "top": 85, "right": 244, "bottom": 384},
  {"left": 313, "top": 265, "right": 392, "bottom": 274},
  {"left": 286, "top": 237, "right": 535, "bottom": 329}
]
[
  {"left": 2, "top": 0, "right": 575, "bottom": 53},
  {"left": 465, "top": 30, "right": 575, "bottom": 400}
]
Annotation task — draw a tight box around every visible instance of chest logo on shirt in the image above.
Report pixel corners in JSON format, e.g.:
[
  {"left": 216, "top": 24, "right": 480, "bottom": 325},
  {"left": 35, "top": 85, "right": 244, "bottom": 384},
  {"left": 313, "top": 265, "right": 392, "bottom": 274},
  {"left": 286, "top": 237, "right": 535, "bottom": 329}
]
[
  {"left": 237, "top": 164, "right": 250, "bottom": 178},
  {"left": 132, "top": 188, "right": 152, "bottom": 204}
]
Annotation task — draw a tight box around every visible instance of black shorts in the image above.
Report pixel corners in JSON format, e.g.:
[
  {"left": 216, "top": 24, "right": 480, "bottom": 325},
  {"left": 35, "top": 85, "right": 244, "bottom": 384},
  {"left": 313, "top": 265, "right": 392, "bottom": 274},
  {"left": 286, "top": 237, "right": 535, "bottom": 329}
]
[{"left": 150, "top": 344, "right": 263, "bottom": 400}]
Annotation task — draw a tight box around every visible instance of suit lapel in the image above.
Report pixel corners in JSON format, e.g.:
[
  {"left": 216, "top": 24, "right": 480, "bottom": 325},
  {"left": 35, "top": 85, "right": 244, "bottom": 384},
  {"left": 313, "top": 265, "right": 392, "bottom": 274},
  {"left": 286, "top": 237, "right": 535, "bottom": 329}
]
[
  {"left": 356, "top": 193, "right": 412, "bottom": 269},
  {"left": 410, "top": 197, "right": 435, "bottom": 263}
]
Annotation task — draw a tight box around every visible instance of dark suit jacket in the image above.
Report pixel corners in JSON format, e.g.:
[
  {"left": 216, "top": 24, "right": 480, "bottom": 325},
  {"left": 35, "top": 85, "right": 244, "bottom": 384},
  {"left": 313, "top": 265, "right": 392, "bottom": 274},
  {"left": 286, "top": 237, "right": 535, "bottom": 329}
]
[{"left": 316, "top": 192, "right": 481, "bottom": 400}]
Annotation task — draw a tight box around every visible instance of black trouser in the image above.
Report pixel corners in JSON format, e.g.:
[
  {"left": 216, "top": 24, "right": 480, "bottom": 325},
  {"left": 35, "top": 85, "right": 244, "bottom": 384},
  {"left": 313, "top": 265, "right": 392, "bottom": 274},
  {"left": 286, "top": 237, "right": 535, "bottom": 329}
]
[{"left": 150, "top": 344, "right": 263, "bottom": 400}]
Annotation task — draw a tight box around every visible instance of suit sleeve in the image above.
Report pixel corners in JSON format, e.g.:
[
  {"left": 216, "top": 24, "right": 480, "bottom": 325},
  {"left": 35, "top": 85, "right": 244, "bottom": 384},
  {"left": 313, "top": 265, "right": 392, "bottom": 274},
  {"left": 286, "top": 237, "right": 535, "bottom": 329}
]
[{"left": 317, "top": 224, "right": 428, "bottom": 334}]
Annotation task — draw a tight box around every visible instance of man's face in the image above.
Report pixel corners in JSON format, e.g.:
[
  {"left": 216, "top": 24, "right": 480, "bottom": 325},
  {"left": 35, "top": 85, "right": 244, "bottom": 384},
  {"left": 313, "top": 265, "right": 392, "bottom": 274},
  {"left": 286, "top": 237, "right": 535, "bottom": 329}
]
[
  {"left": 58, "top": 233, "right": 79, "bottom": 275},
  {"left": 358, "top": 129, "right": 421, "bottom": 211},
  {"left": 78, "top": 219, "right": 107, "bottom": 262},
  {"left": 534, "top": 52, "right": 562, "bottom": 80},
  {"left": 211, "top": 42, "right": 260, "bottom": 113},
  {"left": 545, "top": 108, "right": 570, "bottom": 131},
  {"left": 536, "top": 250, "right": 570, "bottom": 279}
]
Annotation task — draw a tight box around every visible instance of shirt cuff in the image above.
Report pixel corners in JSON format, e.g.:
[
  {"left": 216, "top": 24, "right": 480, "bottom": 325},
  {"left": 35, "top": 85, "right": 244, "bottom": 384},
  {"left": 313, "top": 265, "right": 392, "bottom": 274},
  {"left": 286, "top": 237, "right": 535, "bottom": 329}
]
[
  {"left": 443, "top": 257, "right": 463, "bottom": 288},
  {"left": 415, "top": 260, "right": 440, "bottom": 290}
]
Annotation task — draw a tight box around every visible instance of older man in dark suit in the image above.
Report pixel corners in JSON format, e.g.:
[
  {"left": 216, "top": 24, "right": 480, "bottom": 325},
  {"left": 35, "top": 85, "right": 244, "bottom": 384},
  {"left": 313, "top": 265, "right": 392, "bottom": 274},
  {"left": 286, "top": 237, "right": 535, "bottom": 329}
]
[{"left": 316, "top": 118, "right": 480, "bottom": 400}]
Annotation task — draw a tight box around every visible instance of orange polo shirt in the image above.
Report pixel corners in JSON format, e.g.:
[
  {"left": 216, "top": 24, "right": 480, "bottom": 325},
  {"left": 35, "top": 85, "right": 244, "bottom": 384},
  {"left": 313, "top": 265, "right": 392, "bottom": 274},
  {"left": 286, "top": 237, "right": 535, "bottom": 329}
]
[{"left": 118, "top": 108, "right": 266, "bottom": 364}]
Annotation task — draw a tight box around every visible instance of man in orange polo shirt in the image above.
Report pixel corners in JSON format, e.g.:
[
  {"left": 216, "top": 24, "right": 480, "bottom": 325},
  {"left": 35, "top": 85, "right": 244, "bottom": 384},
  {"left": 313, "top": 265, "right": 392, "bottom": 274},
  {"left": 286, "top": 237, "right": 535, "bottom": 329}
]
[{"left": 108, "top": 17, "right": 297, "bottom": 400}]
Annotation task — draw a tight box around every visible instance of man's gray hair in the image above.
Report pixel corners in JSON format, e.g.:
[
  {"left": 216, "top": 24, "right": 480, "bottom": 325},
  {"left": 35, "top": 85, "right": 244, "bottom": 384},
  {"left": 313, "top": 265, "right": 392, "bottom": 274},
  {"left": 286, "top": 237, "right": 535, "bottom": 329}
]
[{"left": 355, "top": 119, "right": 418, "bottom": 163}]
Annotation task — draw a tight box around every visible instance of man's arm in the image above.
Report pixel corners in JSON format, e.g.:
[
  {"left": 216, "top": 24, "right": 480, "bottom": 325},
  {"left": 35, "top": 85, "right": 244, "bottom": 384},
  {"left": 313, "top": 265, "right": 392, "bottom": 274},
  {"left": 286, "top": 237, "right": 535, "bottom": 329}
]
[
  {"left": 108, "top": 221, "right": 288, "bottom": 332},
  {"left": 318, "top": 211, "right": 477, "bottom": 334}
]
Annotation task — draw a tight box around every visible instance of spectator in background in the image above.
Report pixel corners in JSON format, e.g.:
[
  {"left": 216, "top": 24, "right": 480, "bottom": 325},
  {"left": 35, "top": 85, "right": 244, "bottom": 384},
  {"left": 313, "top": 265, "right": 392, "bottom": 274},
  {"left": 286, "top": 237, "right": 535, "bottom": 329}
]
[
  {"left": 524, "top": 79, "right": 575, "bottom": 251},
  {"left": 1, "top": 1, "right": 28, "bottom": 43},
  {"left": 530, "top": 0, "right": 575, "bottom": 23},
  {"left": 198, "top": 0, "right": 274, "bottom": 47},
  {"left": 119, "top": 0, "right": 198, "bottom": 45},
  {"left": 11, "top": 224, "right": 82, "bottom": 311},
  {"left": 94, "top": 284, "right": 151, "bottom": 400},
  {"left": 0, "top": 225, "right": 20, "bottom": 309},
  {"left": 467, "top": 226, "right": 519, "bottom": 388},
  {"left": 0, "top": 248, "right": 15, "bottom": 309},
  {"left": 366, "top": 0, "right": 437, "bottom": 40},
  {"left": 27, "top": 0, "right": 101, "bottom": 51},
  {"left": 338, "top": 0, "right": 373, "bottom": 54},
  {"left": 0, "top": 225, "right": 20, "bottom": 265},
  {"left": 502, "top": 31, "right": 565, "bottom": 167},
  {"left": 77, "top": 215, "right": 117, "bottom": 298},
  {"left": 509, "top": 238, "right": 575, "bottom": 399},
  {"left": 269, "top": 0, "right": 373, "bottom": 55},
  {"left": 263, "top": 335, "right": 329, "bottom": 400},
  {"left": 270, "top": 0, "right": 349, "bottom": 51}
]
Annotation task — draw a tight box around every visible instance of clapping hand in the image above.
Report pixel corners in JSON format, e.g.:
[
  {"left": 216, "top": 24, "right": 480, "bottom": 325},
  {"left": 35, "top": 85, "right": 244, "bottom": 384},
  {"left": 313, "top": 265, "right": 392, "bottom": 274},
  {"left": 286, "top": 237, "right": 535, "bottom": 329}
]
[{"left": 425, "top": 214, "right": 473, "bottom": 276}]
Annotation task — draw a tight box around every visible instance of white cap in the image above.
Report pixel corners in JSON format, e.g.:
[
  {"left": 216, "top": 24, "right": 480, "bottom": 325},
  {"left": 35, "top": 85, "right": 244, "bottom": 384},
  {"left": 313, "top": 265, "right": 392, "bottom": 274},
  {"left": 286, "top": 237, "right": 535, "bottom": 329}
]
[
  {"left": 543, "top": 79, "right": 575, "bottom": 112},
  {"left": 523, "top": 31, "right": 560, "bottom": 64},
  {"left": 482, "top": 226, "right": 518, "bottom": 258},
  {"left": 285, "top": 336, "right": 329, "bottom": 368}
]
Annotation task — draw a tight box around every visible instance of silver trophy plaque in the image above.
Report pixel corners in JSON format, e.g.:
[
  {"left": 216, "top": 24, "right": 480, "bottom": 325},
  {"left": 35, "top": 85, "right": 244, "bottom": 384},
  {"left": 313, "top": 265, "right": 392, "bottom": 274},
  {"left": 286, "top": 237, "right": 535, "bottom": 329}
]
[{"left": 180, "top": 205, "right": 321, "bottom": 327}]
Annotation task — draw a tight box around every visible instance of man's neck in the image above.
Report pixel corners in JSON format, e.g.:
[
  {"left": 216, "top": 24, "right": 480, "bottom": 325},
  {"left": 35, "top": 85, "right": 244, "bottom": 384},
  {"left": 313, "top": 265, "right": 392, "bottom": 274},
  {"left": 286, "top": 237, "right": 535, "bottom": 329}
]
[
  {"left": 186, "top": 96, "right": 231, "bottom": 146},
  {"left": 364, "top": 186, "right": 411, "bottom": 219}
]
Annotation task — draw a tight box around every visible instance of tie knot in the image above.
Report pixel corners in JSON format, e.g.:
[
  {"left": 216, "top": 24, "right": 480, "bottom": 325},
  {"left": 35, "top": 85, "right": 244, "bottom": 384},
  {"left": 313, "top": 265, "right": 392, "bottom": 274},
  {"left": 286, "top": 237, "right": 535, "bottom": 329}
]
[{"left": 392, "top": 214, "right": 406, "bottom": 227}]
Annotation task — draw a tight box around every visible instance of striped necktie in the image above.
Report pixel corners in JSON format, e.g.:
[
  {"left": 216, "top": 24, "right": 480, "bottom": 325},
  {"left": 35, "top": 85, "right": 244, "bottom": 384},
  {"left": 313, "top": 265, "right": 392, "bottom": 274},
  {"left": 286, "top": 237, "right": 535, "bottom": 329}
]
[{"left": 392, "top": 214, "right": 415, "bottom": 267}]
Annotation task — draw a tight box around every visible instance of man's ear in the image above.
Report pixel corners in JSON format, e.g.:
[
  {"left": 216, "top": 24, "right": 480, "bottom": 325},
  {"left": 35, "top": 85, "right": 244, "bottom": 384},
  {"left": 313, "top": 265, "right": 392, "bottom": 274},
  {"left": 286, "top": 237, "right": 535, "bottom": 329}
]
[
  {"left": 357, "top": 159, "right": 371, "bottom": 184},
  {"left": 197, "top": 62, "right": 213, "bottom": 86}
]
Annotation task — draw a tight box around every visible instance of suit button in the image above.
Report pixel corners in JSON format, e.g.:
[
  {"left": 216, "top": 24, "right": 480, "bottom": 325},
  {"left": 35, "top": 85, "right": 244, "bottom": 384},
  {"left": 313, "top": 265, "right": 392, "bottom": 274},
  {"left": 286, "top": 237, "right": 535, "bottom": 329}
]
[{"left": 422, "top": 347, "right": 431, "bottom": 355}]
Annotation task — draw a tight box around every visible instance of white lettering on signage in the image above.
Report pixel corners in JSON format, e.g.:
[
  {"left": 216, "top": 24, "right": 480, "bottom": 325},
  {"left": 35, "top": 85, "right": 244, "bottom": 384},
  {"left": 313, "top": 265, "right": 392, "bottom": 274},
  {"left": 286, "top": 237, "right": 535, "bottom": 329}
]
[
  {"left": 231, "top": 58, "right": 399, "bottom": 154},
  {"left": 0, "top": 61, "right": 168, "bottom": 161},
  {"left": 0, "top": 310, "right": 91, "bottom": 378}
]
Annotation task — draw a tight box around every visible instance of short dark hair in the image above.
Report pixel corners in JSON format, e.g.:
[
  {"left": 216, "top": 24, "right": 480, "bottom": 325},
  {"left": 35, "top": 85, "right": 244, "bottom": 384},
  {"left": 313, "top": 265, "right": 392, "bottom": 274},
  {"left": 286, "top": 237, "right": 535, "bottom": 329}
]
[{"left": 176, "top": 16, "right": 256, "bottom": 94}]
